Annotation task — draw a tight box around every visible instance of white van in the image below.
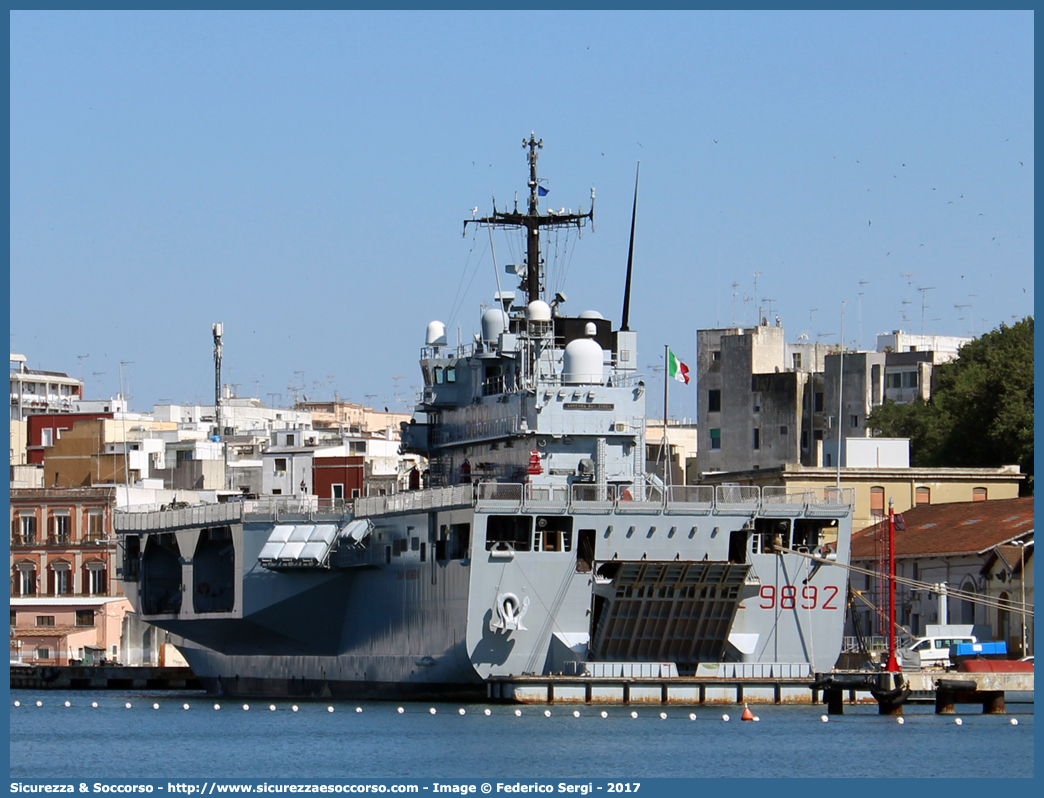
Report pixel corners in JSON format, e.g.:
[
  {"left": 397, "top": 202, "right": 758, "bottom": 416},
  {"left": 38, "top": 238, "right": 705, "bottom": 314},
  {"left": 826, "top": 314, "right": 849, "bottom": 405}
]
[{"left": 899, "top": 634, "right": 977, "bottom": 669}]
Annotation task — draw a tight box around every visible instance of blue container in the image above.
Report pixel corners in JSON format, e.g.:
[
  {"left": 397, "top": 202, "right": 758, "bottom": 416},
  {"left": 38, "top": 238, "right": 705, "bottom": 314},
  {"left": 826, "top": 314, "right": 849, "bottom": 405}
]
[{"left": 951, "top": 641, "right": 1007, "bottom": 657}]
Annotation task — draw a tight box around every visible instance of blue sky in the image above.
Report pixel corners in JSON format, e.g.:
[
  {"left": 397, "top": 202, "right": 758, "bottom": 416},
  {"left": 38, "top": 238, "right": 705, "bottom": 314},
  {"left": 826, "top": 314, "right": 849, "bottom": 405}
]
[{"left": 10, "top": 10, "right": 1033, "bottom": 420}]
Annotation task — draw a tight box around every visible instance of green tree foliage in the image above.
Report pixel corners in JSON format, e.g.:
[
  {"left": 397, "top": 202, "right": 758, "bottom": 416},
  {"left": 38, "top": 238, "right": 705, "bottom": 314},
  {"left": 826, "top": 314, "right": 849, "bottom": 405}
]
[{"left": 867, "top": 317, "right": 1033, "bottom": 493}]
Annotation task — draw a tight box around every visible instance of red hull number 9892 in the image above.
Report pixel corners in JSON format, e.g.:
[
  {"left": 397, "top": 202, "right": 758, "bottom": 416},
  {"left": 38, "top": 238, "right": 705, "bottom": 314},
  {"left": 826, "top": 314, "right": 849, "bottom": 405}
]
[{"left": 757, "top": 584, "right": 840, "bottom": 610}]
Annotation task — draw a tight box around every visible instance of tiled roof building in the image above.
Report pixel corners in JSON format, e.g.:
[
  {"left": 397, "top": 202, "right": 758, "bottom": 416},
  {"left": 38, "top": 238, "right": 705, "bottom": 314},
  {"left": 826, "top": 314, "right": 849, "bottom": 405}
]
[{"left": 848, "top": 497, "right": 1033, "bottom": 657}]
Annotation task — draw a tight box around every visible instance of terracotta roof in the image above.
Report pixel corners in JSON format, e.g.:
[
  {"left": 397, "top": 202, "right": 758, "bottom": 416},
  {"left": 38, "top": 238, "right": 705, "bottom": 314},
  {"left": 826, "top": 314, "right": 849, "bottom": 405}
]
[
  {"left": 851, "top": 496, "right": 1033, "bottom": 560},
  {"left": 984, "top": 542, "right": 1034, "bottom": 576}
]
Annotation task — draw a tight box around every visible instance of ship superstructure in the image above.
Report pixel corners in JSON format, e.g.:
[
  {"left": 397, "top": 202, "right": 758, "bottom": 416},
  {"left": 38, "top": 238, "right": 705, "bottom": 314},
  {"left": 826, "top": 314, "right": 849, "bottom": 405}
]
[{"left": 114, "top": 137, "right": 854, "bottom": 699}]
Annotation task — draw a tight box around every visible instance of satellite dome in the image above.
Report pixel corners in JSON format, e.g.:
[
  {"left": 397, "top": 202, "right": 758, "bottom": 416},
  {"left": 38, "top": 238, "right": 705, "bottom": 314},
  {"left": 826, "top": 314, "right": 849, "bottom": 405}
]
[
  {"left": 481, "top": 308, "right": 509, "bottom": 343},
  {"left": 426, "top": 320, "right": 447, "bottom": 346},
  {"left": 527, "top": 300, "right": 552, "bottom": 321},
  {"left": 563, "top": 337, "right": 604, "bottom": 385},
  {"left": 578, "top": 310, "right": 604, "bottom": 320}
]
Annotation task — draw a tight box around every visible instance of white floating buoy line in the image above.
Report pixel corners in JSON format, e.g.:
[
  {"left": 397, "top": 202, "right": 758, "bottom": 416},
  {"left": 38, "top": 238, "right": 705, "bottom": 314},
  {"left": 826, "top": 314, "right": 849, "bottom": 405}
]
[{"left": 8, "top": 700, "right": 781, "bottom": 720}]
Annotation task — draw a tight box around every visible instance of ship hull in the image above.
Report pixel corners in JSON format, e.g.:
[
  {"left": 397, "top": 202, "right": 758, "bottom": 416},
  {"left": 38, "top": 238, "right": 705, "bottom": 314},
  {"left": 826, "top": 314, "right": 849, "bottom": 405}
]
[{"left": 115, "top": 489, "right": 853, "bottom": 700}]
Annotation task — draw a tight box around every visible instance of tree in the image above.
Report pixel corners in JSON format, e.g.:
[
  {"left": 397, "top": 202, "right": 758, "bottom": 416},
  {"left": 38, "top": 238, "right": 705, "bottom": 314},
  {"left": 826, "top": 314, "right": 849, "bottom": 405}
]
[{"left": 867, "top": 317, "right": 1033, "bottom": 493}]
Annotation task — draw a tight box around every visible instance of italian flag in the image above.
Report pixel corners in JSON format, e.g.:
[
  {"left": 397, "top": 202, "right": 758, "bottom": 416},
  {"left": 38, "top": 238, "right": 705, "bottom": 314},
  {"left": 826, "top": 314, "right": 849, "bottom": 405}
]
[{"left": 667, "top": 347, "right": 690, "bottom": 384}]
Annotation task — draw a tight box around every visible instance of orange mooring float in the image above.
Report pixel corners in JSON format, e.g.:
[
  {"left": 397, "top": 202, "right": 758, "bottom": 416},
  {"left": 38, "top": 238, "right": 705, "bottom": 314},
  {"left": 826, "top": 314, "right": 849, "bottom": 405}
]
[{"left": 741, "top": 703, "right": 755, "bottom": 721}]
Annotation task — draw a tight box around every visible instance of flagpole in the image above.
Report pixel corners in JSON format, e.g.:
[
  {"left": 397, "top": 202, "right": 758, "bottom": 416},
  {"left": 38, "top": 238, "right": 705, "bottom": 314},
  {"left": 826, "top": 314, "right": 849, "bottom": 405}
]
[{"left": 663, "top": 344, "right": 670, "bottom": 489}]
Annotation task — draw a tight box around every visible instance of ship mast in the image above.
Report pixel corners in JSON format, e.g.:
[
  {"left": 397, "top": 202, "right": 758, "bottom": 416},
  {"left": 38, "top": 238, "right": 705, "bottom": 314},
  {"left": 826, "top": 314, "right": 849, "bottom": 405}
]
[{"left": 465, "top": 134, "right": 594, "bottom": 304}]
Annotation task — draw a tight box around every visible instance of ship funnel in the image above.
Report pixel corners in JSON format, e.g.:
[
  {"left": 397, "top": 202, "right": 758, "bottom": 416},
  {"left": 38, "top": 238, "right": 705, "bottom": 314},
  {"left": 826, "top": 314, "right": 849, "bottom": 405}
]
[{"left": 426, "top": 321, "right": 447, "bottom": 347}]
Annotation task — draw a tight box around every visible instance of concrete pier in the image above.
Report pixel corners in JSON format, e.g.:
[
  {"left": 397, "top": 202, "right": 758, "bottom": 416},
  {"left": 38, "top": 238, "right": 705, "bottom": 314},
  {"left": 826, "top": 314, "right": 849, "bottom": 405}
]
[{"left": 11, "top": 665, "right": 201, "bottom": 691}]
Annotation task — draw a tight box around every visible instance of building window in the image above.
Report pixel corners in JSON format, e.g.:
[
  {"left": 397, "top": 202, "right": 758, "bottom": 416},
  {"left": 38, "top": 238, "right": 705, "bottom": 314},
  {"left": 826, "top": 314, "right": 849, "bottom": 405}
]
[
  {"left": 793, "top": 353, "right": 802, "bottom": 369},
  {"left": 752, "top": 393, "right": 762, "bottom": 413},
  {"left": 752, "top": 428, "right": 760, "bottom": 450},
  {"left": 850, "top": 415, "right": 859, "bottom": 428},
  {"left": 779, "top": 425, "right": 789, "bottom": 436},
  {"left": 814, "top": 392, "right": 824, "bottom": 412},
  {"left": 36, "top": 648, "right": 50, "bottom": 661},
  {"left": 16, "top": 563, "right": 36, "bottom": 596},
  {"left": 801, "top": 430, "right": 809, "bottom": 450},
  {"left": 41, "top": 428, "right": 53, "bottom": 447},
  {"left": 18, "top": 515, "right": 36, "bottom": 545},
  {"left": 86, "top": 561, "right": 107, "bottom": 596},
  {"left": 87, "top": 512, "right": 103, "bottom": 542},
  {"left": 712, "top": 351, "right": 721, "bottom": 361},
  {"left": 870, "top": 486, "right": 885, "bottom": 514},
  {"left": 35, "top": 615, "right": 55, "bottom": 627},
  {"left": 349, "top": 441, "right": 367, "bottom": 455},
  {"left": 274, "top": 458, "right": 287, "bottom": 475},
  {"left": 707, "top": 390, "right": 721, "bottom": 413},
  {"left": 48, "top": 514, "right": 71, "bottom": 544},
  {"left": 972, "top": 487, "right": 987, "bottom": 502},
  {"left": 332, "top": 484, "right": 344, "bottom": 500},
  {"left": 49, "top": 561, "right": 72, "bottom": 595},
  {"left": 915, "top": 486, "right": 931, "bottom": 506},
  {"left": 886, "top": 371, "right": 919, "bottom": 389},
  {"left": 75, "top": 610, "right": 95, "bottom": 627},
  {"left": 710, "top": 429, "right": 721, "bottom": 450}
]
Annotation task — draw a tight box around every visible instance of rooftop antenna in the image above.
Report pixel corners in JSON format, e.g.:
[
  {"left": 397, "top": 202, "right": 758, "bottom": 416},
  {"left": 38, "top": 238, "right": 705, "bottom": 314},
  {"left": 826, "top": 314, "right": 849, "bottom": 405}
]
[
  {"left": 918, "top": 287, "right": 935, "bottom": 335},
  {"left": 954, "top": 303, "right": 971, "bottom": 336},
  {"left": 753, "top": 271, "right": 763, "bottom": 323},
  {"left": 212, "top": 322, "right": 230, "bottom": 490},
  {"left": 835, "top": 302, "right": 846, "bottom": 487},
  {"left": 858, "top": 280, "right": 869, "bottom": 349},
  {"left": 731, "top": 282, "right": 739, "bottom": 326},
  {"left": 761, "top": 298, "right": 777, "bottom": 325},
  {"left": 76, "top": 354, "right": 89, "bottom": 383},
  {"left": 620, "top": 161, "right": 640, "bottom": 331},
  {"left": 118, "top": 361, "right": 133, "bottom": 494}
]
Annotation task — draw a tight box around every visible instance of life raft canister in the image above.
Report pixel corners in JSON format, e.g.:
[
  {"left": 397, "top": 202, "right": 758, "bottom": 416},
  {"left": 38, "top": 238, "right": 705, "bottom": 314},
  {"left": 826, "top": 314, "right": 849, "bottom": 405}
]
[{"left": 526, "top": 451, "right": 542, "bottom": 475}]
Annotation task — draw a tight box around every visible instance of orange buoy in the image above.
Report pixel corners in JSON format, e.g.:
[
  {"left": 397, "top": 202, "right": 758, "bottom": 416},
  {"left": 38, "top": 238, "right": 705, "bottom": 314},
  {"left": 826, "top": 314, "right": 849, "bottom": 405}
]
[{"left": 741, "top": 703, "right": 755, "bottom": 721}]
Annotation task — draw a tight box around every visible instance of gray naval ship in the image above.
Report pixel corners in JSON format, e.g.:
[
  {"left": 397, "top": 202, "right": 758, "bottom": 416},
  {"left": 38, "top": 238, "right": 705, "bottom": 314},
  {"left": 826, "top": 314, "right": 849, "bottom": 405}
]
[{"left": 115, "top": 136, "right": 854, "bottom": 699}]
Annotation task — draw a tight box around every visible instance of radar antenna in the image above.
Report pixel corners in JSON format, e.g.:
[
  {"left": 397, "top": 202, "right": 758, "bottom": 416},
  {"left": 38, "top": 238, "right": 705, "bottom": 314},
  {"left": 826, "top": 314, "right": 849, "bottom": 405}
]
[{"left": 464, "top": 134, "right": 594, "bottom": 304}]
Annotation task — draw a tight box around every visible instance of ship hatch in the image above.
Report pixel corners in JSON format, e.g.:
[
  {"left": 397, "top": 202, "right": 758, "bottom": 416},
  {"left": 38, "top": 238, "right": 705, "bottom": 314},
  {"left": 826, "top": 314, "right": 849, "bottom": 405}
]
[{"left": 590, "top": 561, "right": 750, "bottom": 671}]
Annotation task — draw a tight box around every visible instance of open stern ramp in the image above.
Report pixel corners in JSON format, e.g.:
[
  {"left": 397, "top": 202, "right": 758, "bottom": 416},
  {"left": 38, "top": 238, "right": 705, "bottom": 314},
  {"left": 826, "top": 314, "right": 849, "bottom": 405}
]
[{"left": 592, "top": 560, "right": 752, "bottom": 668}]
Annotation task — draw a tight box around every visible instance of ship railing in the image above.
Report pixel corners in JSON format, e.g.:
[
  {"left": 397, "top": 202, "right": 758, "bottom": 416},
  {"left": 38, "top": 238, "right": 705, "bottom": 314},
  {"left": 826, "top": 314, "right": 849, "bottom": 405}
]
[
  {"left": 617, "top": 484, "right": 664, "bottom": 514},
  {"left": 475, "top": 482, "right": 524, "bottom": 512},
  {"left": 713, "top": 485, "right": 761, "bottom": 513},
  {"left": 240, "top": 497, "right": 348, "bottom": 521},
  {"left": 467, "top": 482, "right": 852, "bottom": 518},
  {"left": 805, "top": 486, "right": 855, "bottom": 516},
  {"left": 760, "top": 487, "right": 810, "bottom": 517},
  {"left": 114, "top": 501, "right": 243, "bottom": 532},
  {"left": 570, "top": 483, "right": 616, "bottom": 514},
  {"left": 664, "top": 485, "right": 714, "bottom": 515},
  {"left": 354, "top": 485, "right": 473, "bottom": 517},
  {"left": 525, "top": 484, "right": 569, "bottom": 514}
]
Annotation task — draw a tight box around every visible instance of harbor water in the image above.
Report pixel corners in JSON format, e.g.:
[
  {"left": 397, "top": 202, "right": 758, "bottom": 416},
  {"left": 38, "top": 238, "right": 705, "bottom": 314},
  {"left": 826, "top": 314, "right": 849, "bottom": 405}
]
[{"left": 9, "top": 689, "right": 1034, "bottom": 779}]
